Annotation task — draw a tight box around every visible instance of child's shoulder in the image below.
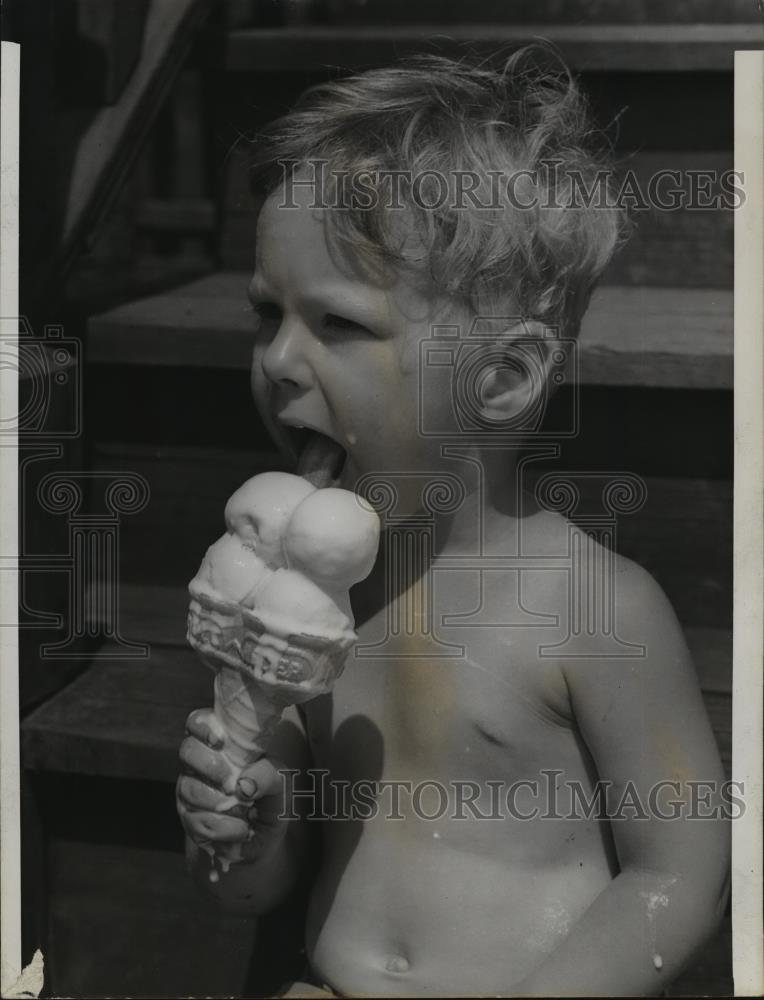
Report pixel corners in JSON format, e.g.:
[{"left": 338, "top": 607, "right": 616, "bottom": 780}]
[
  {"left": 488, "top": 507, "right": 686, "bottom": 658},
  {"left": 487, "top": 508, "right": 699, "bottom": 725}
]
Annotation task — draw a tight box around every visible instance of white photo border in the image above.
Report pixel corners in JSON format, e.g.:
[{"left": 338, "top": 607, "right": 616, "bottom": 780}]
[
  {"left": 0, "top": 33, "right": 762, "bottom": 1000},
  {"left": 732, "top": 48, "right": 764, "bottom": 998}
]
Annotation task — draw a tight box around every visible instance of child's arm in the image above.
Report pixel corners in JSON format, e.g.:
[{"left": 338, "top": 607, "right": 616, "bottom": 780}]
[
  {"left": 515, "top": 558, "right": 730, "bottom": 997},
  {"left": 177, "top": 703, "right": 313, "bottom": 916}
]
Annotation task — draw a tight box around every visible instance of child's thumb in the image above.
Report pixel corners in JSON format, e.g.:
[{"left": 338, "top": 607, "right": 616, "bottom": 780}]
[{"left": 235, "top": 756, "right": 283, "bottom": 802}]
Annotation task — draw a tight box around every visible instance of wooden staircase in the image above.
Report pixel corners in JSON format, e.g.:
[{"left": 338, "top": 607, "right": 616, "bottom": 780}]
[
  {"left": 86, "top": 274, "right": 734, "bottom": 387},
  {"left": 20, "top": 1, "right": 750, "bottom": 994}
]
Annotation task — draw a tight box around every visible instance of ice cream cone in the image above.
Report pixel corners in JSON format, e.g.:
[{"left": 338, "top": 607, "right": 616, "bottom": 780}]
[
  {"left": 187, "top": 586, "right": 357, "bottom": 878},
  {"left": 213, "top": 665, "right": 288, "bottom": 769},
  {"left": 187, "top": 588, "right": 355, "bottom": 695},
  {"left": 184, "top": 472, "right": 380, "bottom": 881}
]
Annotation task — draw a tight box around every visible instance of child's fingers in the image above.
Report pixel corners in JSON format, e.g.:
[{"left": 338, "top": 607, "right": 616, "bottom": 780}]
[
  {"left": 178, "top": 801, "right": 249, "bottom": 844},
  {"left": 185, "top": 708, "right": 225, "bottom": 749},
  {"left": 177, "top": 775, "right": 237, "bottom": 814},
  {"left": 235, "top": 756, "right": 285, "bottom": 803},
  {"left": 247, "top": 795, "right": 284, "bottom": 829},
  {"left": 239, "top": 828, "right": 285, "bottom": 861},
  {"left": 179, "top": 735, "right": 237, "bottom": 795}
]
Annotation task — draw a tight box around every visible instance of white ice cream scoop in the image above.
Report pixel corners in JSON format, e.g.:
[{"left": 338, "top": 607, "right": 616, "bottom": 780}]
[
  {"left": 284, "top": 487, "right": 380, "bottom": 591},
  {"left": 224, "top": 471, "right": 316, "bottom": 566},
  {"left": 190, "top": 533, "right": 270, "bottom": 606},
  {"left": 253, "top": 567, "right": 353, "bottom": 637}
]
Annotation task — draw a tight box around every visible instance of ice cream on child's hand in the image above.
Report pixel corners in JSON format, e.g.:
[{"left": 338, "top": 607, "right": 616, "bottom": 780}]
[{"left": 186, "top": 472, "right": 380, "bottom": 878}]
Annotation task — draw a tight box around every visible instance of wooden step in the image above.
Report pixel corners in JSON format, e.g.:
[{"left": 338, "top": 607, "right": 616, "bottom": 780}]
[
  {"left": 79, "top": 582, "right": 735, "bottom": 694},
  {"left": 22, "top": 643, "right": 208, "bottom": 783},
  {"left": 224, "top": 23, "right": 761, "bottom": 73},
  {"left": 46, "top": 838, "right": 256, "bottom": 996},
  {"left": 305, "top": 0, "right": 762, "bottom": 25},
  {"left": 87, "top": 273, "right": 733, "bottom": 389},
  {"left": 137, "top": 197, "right": 216, "bottom": 234},
  {"left": 21, "top": 582, "right": 731, "bottom": 782},
  {"left": 89, "top": 441, "right": 732, "bottom": 628}
]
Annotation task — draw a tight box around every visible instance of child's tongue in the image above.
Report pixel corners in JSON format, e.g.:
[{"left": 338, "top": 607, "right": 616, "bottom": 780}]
[{"left": 297, "top": 430, "right": 346, "bottom": 489}]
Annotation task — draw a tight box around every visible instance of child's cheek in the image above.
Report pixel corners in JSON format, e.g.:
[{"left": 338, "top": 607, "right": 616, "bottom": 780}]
[
  {"left": 249, "top": 349, "right": 267, "bottom": 399},
  {"left": 394, "top": 328, "right": 421, "bottom": 377}
]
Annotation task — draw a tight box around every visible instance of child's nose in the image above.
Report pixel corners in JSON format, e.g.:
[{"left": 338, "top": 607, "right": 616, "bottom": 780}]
[{"left": 260, "top": 319, "right": 314, "bottom": 390}]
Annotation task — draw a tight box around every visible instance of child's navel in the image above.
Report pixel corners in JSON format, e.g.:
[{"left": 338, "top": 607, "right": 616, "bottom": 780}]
[{"left": 384, "top": 953, "right": 411, "bottom": 974}]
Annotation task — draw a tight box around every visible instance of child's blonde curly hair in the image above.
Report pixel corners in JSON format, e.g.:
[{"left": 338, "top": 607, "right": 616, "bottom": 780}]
[{"left": 251, "top": 45, "right": 625, "bottom": 339}]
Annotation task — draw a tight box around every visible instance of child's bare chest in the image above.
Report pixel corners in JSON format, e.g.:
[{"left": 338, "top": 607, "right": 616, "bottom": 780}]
[{"left": 305, "top": 566, "right": 578, "bottom": 788}]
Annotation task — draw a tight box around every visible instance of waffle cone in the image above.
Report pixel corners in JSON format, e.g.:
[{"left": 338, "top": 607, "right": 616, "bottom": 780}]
[
  {"left": 187, "top": 586, "right": 356, "bottom": 879},
  {"left": 187, "top": 587, "right": 355, "bottom": 699}
]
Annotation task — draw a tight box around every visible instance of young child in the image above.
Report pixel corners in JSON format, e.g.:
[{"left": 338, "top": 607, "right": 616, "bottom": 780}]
[{"left": 176, "top": 48, "right": 729, "bottom": 997}]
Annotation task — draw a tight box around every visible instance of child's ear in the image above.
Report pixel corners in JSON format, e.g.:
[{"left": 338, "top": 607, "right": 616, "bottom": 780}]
[{"left": 477, "top": 320, "right": 557, "bottom": 425}]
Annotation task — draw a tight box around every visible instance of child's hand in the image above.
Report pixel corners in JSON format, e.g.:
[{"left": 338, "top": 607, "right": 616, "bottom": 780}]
[{"left": 176, "top": 707, "right": 289, "bottom": 863}]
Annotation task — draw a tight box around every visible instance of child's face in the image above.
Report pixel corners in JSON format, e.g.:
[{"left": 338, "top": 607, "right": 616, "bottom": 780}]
[{"left": 249, "top": 184, "right": 467, "bottom": 504}]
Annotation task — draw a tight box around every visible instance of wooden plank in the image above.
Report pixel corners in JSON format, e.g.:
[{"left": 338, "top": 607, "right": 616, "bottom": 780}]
[
  {"left": 225, "top": 24, "right": 762, "bottom": 73},
  {"left": 685, "top": 627, "right": 731, "bottom": 695},
  {"left": 578, "top": 286, "right": 732, "bottom": 388},
  {"left": 22, "top": 645, "right": 211, "bottom": 782},
  {"left": 87, "top": 271, "right": 255, "bottom": 369},
  {"left": 87, "top": 274, "right": 733, "bottom": 389},
  {"left": 603, "top": 213, "right": 732, "bottom": 290},
  {"left": 88, "top": 443, "right": 285, "bottom": 585},
  {"left": 105, "top": 584, "right": 191, "bottom": 647},
  {"left": 218, "top": 147, "right": 735, "bottom": 287},
  {"left": 19, "top": 622, "right": 731, "bottom": 781},
  {"left": 603, "top": 151, "right": 734, "bottom": 289},
  {"left": 89, "top": 442, "right": 731, "bottom": 626},
  {"left": 77, "top": 552, "right": 732, "bottom": 676},
  {"left": 702, "top": 692, "right": 732, "bottom": 777},
  {"left": 221, "top": 199, "right": 734, "bottom": 290},
  {"left": 545, "top": 474, "right": 733, "bottom": 629},
  {"left": 583, "top": 73, "right": 734, "bottom": 152},
  {"left": 317, "top": 0, "right": 761, "bottom": 26},
  {"left": 47, "top": 839, "right": 255, "bottom": 996},
  {"left": 137, "top": 197, "right": 216, "bottom": 233}
]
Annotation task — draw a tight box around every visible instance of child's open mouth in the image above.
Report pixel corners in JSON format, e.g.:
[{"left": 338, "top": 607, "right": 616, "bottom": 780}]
[{"left": 292, "top": 428, "right": 348, "bottom": 489}]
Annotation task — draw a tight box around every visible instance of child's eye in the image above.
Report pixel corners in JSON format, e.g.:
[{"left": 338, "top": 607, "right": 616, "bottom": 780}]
[{"left": 321, "top": 313, "right": 372, "bottom": 335}]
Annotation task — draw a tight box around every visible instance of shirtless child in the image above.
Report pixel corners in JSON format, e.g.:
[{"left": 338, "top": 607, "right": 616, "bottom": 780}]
[{"left": 177, "top": 49, "right": 730, "bottom": 997}]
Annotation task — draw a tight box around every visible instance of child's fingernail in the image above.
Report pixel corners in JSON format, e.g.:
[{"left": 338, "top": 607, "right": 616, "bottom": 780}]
[
  {"left": 238, "top": 777, "right": 257, "bottom": 799},
  {"left": 207, "top": 732, "right": 223, "bottom": 749}
]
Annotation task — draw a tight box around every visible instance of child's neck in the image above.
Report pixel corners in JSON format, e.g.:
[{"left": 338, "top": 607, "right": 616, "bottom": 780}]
[
  {"left": 434, "top": 448, "right": 536, "bottom": 556},
  {"left": 351, "top": 450, "right": 541, "bottom": 625}
]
